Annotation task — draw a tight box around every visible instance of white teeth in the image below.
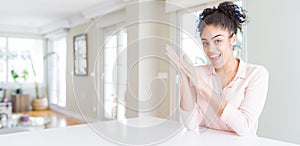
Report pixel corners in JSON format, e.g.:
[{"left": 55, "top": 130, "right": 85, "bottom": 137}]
[{"left": 210, "top": 54, "right": 220, "bottom": 59}]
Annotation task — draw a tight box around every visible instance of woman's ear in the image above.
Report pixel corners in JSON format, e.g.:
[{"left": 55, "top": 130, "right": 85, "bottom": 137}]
[{"left": 231, "top": 33, "right": 237, "bottom": 45}]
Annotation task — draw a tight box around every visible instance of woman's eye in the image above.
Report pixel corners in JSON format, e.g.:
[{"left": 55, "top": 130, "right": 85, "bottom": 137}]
[
  {"left": 203, "top": 42, "right": 209, "bottom": 46},
  {"left": 215, "top": 40, "right": 222, "bottom": 44}
]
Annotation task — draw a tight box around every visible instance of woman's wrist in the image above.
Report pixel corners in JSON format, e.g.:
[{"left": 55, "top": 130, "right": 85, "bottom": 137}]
[
  {"left": 200, "top": 85, "right": 227, "bottom": 115},
  {"left": 217, "top": 101, "right": 227, "bottom": 116},
  {"left": 196, "top": 83, "right": 211, "bottom": 97}
]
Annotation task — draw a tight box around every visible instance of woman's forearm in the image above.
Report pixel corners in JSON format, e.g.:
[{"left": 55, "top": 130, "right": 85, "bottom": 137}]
[
  {"left": 196, "top": 82, "right": 227, "bottom": 115},
  {"left": 180, "top": 75, "right": 196, "bottom": 112}
]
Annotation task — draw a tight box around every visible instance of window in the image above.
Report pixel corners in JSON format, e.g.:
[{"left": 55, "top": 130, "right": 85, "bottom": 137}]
[
  {"left": 48, "top": 37, "right": 67, "bottom": 107},
  {"left": 0, "top": 37, "right": 7, "bottom": 83},
  {"left": 180, "top": 11, "right": 207, "bottom": 66},
  {"left": 103, "top": 25, "right": 127, "bottom": 120},
  {"left": 0, "top": 36, "right": 44, "bottom": 84}
]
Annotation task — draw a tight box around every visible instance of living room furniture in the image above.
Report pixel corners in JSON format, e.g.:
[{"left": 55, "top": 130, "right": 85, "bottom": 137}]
[
  {"left": 0, "top": 113, "right": 50, "bottom": 132},
  {"left": 11, "top": 94, "right": 30, "bottom": 112},
  {"left": 0, "top": 102, "right": 12, "bottom": 117}
]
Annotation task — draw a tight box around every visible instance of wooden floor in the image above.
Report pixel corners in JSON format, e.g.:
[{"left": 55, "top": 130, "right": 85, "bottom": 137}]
[{"left": 16, "top": 110, "right": 86, "bottom": 129}]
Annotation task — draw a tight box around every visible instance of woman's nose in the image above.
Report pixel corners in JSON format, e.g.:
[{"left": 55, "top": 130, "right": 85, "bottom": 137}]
[{"left": 207, "top": 44, "right": 216, "bottom": 52}]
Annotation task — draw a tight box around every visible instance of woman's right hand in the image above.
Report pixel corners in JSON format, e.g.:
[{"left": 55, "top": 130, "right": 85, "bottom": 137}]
[
  {"left": 165, "top": 44, "right": 196, "bottom": 111},
  {"left": 165, "top": 44, "right": 183, "bottom": 73}
]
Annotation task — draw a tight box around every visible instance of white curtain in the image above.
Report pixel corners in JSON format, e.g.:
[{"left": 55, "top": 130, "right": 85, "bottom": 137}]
[{"left": 46, "top": 29, "right": 67, "bottom": 107}]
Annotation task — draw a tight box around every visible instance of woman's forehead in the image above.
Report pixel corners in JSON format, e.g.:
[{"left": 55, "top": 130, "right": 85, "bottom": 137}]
[{"left": 201, "top": 25, "right": 230, "bottom": 38}]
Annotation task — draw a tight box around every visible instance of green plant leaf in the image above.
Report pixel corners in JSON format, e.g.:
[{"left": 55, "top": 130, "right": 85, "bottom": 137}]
[
  {"left": 11, "top": 69, "right": 19, "bottom": 81},
  {"left": 43, "top": 52, "right": 55, "bottom": 60},
  {"left": 22, "top": 69, "right": 29, "bottom": 80}
]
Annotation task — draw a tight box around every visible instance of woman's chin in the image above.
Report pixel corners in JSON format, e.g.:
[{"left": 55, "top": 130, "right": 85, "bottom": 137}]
[{"left": 212, "top": 61, "right": 224, "bottom": 69}]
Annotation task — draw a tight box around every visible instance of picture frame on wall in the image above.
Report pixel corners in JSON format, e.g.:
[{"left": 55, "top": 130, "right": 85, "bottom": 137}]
[{"left": 73, "top": 34, "right": 88, "bottom": 76}]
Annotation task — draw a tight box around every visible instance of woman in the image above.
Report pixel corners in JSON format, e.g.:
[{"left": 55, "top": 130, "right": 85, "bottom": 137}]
[{"left": 165, "top": 1, "right": 269, "bottom": 136}]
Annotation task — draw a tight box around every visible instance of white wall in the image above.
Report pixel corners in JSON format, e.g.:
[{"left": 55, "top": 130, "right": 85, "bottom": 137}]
[
  {"left": 247, "top": 0, "right": 300, "bottom": 144},
  {"left": 66, "top": 22, "right": 100, "bottom": 122}
]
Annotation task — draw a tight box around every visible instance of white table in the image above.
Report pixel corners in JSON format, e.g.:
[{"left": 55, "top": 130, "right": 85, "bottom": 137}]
[{"left": 0, "top": 116, "right": 298, "bottom": 146}]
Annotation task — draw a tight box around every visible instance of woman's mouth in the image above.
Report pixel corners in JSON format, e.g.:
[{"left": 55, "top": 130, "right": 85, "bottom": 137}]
[{"left": 210, "top": 53, "right": 221, "bottom": 62}]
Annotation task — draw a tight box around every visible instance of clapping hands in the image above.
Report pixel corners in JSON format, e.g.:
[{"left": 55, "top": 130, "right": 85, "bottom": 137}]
[{"left": 165, "top": 44, "right": 205, "bottom": 88}]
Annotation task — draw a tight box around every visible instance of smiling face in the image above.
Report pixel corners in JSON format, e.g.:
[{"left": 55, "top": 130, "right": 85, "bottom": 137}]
[{"left": 201, "top": 25, "right": 236, "bottom": 69}]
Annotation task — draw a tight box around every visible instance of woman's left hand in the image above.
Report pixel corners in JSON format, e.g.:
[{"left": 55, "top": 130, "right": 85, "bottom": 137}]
[
  {"left": 165, "top": 45, "right": 210, "bottom": 99},
  {"left": 180, "top": 55, "right": 206, "bottom": 88}
]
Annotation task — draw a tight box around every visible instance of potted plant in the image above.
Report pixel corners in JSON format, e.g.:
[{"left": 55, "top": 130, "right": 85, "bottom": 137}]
[
  {"left": 30, "top": 52, "right": 55, "bottom": 110},
  {"left": 10, "top": 69, "right": 29, "bottom": 94},
  {"left": 10, "top": 69, "right": 30, "bottom": 112}
]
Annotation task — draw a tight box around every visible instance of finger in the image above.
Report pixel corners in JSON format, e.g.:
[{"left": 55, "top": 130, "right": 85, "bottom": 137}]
[
  {"left": 165, "top": 47, "right": 193, "bottom": 78},
  {"left": 165, "top": 51, "right": 182, "bottom": 68},
  {"left": 165, "top": 50, "right": 180, "bottom": 62},
  {"left": 166, "top": 53, "right": 191, "bottom": 78},
  {"left": 165, "top": 44, "right": 171, "bottom": 51},
  {"left": 180, "top": 56, "right": 191, "bottom": 72},
  {"left": 180, "top": 64, "right": 192, "bottom": 79},
  {"left": 166, "top": 54, "right": 187, "bottom": 76},
  {"left": 166, "top": 53, "right": 182, "bottom": 71},
  {"left": 165, "top": 45, "right": 180, "bottom": 60},
  {"left": 181, "top": 55, "right": 194, "bottom": 72},
  {"left": 165, "top": 52, "right": 180, "bottom": 66},
  {"left": 165, "top": 44, "right": 172, "bottom": 53},
  {"left": 180, "top": 57, "right": 198, "bottom": 83}
]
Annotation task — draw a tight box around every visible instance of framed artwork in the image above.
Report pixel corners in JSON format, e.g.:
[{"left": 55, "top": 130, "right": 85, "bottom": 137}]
[{"left": 73, "top": 34, "right": 88, "bottom": 76}]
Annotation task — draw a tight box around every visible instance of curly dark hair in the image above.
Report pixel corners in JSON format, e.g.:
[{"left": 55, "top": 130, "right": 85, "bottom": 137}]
[{"left": 197, "top": 1, "right": 247, "bottom": 36}]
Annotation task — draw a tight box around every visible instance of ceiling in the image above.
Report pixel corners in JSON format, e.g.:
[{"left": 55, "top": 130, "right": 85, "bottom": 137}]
[{"left": 0, "top": 0, "right": 122, "bottom": 34}]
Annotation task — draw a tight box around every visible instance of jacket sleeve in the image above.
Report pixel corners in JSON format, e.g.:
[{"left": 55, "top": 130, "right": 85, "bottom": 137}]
[
  {"left": 220, "top": 66, "right": 269, "bottom": 135},
  {"left": 180, "top": 103, "right": 203, "bottom": 130},
  {"left": 179, "top": 74, "right": 203, "bottom": 130}
]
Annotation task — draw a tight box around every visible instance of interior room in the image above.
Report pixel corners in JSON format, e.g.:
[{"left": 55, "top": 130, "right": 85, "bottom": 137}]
[{"left": 0, "top": 0, "right": 300, "bottom": 145}]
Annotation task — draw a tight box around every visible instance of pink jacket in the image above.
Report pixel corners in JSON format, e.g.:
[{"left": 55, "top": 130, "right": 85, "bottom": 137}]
[{"left": 180, "top": 59, "right": 269, "bottom": 136}]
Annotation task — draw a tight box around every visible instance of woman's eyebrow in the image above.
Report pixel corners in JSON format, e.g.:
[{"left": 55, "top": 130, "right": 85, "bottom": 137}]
[
  {"left": 211, "top": 34, "right": 223, "bottom": 39},
  {"left": 201, "top": 34, "right": 223, "bottom": 40}
]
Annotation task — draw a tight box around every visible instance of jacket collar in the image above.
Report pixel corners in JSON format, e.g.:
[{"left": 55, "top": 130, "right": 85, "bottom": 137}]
[{"left": 208, "top": 58, "right": 246, "bottom": 79}]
